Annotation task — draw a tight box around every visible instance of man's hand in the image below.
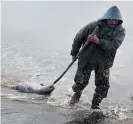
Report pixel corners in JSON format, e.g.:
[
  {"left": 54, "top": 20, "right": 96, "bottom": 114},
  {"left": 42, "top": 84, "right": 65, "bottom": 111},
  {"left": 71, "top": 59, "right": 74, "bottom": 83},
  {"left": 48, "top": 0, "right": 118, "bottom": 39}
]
[
  {"left": 88, "top": 34, "right": 99, "bottom": 44},
  {"left": 72, "top": 56, "right": 77, "bottom": 62}
]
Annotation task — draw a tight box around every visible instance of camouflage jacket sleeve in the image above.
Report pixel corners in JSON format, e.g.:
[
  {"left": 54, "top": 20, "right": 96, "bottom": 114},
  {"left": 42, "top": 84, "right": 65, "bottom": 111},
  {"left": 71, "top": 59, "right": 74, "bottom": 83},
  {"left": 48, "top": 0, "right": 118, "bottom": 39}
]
[
  {"left": 98, "top": 27, "right": 126, "bottom": 51},
  {"left": 70, "top": 21, "right": 97, "bottom": 56}
]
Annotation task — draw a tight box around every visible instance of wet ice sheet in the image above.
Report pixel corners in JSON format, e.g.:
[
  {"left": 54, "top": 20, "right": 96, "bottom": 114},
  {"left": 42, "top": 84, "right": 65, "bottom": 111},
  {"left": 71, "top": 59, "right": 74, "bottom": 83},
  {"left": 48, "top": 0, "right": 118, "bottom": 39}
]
[{"left": 2, "top": 98, "right": 133, "bottom": 124}]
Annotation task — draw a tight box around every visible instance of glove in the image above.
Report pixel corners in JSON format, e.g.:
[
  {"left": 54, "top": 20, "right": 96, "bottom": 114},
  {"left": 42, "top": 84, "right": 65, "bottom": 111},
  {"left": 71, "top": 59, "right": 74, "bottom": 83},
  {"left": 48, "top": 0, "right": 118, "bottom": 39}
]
[{"left": 88, "top": 34, "right": 99, "bottom": 44}]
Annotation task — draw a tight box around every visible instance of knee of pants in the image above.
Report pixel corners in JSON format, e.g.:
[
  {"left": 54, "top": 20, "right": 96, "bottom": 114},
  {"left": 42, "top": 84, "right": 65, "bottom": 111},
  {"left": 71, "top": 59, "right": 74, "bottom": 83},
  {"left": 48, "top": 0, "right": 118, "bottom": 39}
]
[
  {"left": 73, "top": 76, "right": 89, "bottom": 92},
  {"left": 72, "top": 83, "right": 87, "bottom": 92}
]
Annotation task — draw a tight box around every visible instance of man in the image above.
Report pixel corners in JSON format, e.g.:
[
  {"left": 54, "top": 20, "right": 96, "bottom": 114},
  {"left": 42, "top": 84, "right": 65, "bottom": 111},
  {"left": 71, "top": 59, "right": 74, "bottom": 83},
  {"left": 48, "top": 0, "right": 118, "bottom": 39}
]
[{"left": 70, "top": 6, "right": 125, "bottom": 109}]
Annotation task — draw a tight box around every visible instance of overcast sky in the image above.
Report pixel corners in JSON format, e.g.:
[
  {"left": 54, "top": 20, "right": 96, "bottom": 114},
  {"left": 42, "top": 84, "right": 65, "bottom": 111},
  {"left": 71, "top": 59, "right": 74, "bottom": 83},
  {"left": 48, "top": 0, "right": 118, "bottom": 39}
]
[{"left": 1, "top": 1, "right": 133, "bottom": 47}]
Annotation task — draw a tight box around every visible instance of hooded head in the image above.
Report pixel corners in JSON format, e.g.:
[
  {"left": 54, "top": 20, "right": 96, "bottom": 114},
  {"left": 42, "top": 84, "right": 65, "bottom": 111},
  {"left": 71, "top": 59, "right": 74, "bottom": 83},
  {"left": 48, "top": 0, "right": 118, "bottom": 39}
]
[{"left": 99, "top": 6, "right": 123, "bottom": 27}]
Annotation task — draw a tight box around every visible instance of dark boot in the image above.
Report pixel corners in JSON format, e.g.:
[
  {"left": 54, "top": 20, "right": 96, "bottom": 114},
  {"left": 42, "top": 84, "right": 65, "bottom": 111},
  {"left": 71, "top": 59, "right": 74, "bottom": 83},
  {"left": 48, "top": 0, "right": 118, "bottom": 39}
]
[
  {"left": 69, "top": 92, "right": 82, "bottom": 105},
  {"left": 91, "top": 94, "right": 102, "bottom": 110}
]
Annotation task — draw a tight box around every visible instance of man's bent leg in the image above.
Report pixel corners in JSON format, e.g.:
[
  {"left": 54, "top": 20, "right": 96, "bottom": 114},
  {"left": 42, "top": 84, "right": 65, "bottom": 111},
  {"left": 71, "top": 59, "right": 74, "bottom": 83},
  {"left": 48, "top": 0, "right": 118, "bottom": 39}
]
[
  {"left": 70, "top": 66, "right": 92, "bottom": 105},
  {"left": 91, "top": 68, "right": 110, "bottom": 109}
]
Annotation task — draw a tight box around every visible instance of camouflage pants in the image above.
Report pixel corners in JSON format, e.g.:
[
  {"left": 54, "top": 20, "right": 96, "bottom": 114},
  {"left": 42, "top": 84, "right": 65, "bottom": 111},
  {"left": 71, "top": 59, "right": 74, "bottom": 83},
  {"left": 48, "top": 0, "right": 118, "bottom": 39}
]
[{"left": 72, "top": 62, "right": 110, "bottom": 103}]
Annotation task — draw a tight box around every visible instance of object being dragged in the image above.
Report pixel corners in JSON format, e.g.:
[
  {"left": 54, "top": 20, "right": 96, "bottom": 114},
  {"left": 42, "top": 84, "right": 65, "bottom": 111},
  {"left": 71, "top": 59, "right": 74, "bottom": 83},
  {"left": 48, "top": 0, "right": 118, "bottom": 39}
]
[{"left": 13, "top": 82, "right": 55, "bottom": 95}]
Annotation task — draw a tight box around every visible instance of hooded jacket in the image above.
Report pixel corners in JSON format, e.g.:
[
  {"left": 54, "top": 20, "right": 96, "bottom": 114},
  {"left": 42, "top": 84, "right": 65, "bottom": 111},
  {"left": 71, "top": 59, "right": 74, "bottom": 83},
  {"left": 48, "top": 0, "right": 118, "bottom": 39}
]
[{"left": 70, "top": 6, "right": 126, "bottom": 69}]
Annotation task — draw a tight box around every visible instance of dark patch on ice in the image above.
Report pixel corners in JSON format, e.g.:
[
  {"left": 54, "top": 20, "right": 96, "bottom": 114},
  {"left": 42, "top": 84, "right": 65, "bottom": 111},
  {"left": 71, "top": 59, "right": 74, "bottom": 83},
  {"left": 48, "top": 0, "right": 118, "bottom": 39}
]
[{"left": 66, "top": 110, "right": 106, "bottom": 124}]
